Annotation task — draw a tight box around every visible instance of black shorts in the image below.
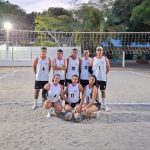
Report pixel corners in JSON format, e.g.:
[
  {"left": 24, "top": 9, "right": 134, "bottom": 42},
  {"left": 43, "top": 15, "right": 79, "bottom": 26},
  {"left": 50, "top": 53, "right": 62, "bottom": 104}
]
[
  {"left": 65, "top": 79, "right": 72, "bottom": 86},
  {"left": 34, "top": 81, "right": 48, "bottom": 90},
  {"left": 94, "top": 101, "right": 101, "bottom": 110},
  {"left": 65, "top": 100, "right": 80, "bottom": 108},
  {"left": 80, "top": 80, "right": 89, "bottom": 88},
  {"left": 96, "top": 81, "right": 107, "bottom": 90},
  {"left": 59, "top": 80, "right": 65, "bottom": 86}
]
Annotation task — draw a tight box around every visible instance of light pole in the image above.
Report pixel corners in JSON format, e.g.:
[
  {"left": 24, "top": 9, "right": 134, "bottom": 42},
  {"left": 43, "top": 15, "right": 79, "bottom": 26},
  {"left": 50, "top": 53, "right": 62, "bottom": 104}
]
[{"left": 4, "top": 22, "right": 12, "bottom": 59}]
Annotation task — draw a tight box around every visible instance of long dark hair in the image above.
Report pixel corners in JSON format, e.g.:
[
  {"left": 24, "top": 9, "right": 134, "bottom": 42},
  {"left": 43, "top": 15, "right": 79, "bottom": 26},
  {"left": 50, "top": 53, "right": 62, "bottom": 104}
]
[{"left": 89, "top": 75, "right": 97, "bottom": 99}]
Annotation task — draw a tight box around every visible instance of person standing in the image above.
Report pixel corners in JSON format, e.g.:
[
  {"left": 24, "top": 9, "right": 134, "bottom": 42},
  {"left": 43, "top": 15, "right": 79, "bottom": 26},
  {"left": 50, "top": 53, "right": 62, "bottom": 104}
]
[
  {"left": 91, "top": 46, "right": 110, "bottom": 111},
  {"left": 52, "top": 49, "right": 66, "bottom": 87},
  {"left": 80, "top": 49, "right": 91, "bottom": 88},
  {"left": 32, "top": 47, "right": 51, "bottom": 110},
  {"left": 66, "top": 48, "right": 81, "bottom": 85}
]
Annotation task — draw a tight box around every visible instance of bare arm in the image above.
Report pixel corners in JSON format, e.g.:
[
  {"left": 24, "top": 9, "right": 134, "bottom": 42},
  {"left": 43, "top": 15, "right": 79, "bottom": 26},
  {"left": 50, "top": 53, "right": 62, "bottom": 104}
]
[
  {"left": 60, "top": 85, "right": 67, "bottom": 101},
  {"left": 44, "top": 83, "right": 50, "bottom": 91},
  {"left": 32, "top": 57, "right": 38, "bottom": 74},
  {"left": 106, "top": 57, "right": 110, "bottom": 74},
  {"left": 79, "top": 58, "right": 82, "bottom": 75},
  {"left": 78, "top": 84, "right": 84, "bottom": 105},
  {"left": 52, "top": 59, "right": 67, "bottom": 71},
  {"left": 80, "top": 86, "right": 86, "bottom": 106},
  {"left": 65, "top": 57, "right": 69, "bottom": 74},
  {"left": 48, "top": 58, "right": 51, "bottom": 72}
]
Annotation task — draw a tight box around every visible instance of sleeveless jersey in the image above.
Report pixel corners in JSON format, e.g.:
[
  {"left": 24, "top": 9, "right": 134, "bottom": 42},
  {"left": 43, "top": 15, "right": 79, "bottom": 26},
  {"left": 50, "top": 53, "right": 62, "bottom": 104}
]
[
  {"left": 48, "top": 83, "right": 61, "bottom": 102},
  {"left": 66, "top": 57, "right": 79, "bottom": 80},
  {"left": 35, "top": 56, "right": 49, "bottom": 81},
  {"left": 80, "top": 57, "right": 91, "bottom": 80},
  {"left": 92, "top": 56, "right": 107, "bottom": 81},
  {"left": 53, "top": 58, "right": 65, "bottom": 80},
  {"left": 67, "top": 83, "right": 80, "bottom": 103}
]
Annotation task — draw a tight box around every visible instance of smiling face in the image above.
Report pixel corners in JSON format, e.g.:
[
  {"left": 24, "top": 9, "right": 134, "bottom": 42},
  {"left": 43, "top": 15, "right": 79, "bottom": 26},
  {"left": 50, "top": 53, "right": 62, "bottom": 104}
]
[
  {"left": 89, "top": 76, "right": 96, "bottom": 86},
  {"left": 71, "top": 75, "right": 79, "bottom": 84},
  {"left": 53, "top": 74, "right": 61, "bottom": 84}
]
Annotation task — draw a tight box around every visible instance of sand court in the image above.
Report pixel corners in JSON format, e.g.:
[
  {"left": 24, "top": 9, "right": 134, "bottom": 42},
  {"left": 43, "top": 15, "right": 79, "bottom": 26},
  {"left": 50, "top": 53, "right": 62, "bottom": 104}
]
[{"left": 0, "top": 66, "right": 150, "bottom": 150}]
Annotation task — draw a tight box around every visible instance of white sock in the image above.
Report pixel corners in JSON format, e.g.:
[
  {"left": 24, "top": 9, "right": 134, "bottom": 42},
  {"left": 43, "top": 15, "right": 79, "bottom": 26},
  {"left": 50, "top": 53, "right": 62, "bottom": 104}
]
[
  {"left": 34, "top": 99, "right": 37, "bottom": 106},
  {"left": 47, "top": 109, "right": 51, "bottom": 118},
  {"left": 102, "top": 98, "right": 106, "bottom": 107}
]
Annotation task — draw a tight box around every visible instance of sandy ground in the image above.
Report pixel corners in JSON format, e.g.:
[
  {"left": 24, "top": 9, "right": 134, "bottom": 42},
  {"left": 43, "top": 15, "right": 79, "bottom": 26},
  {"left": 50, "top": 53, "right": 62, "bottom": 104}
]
[{"left": 0, "top": 65, "right": 150, "bottom": 150}]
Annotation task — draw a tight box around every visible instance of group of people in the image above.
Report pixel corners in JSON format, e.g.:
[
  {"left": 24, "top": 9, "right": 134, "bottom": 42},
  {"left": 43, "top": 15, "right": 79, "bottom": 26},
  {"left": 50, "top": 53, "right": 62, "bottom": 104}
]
[{"left": 32, "top": 46, "right": 110, "bottom": 122}]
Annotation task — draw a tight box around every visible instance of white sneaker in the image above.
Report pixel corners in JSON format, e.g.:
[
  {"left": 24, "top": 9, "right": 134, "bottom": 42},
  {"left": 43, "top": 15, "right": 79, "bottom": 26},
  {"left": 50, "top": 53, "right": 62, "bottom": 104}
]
[
  {"left": 47, "top": 112, "right": 51, "bottom": 118},
  {"left": 104, "top": 105, "right": 111, "bottom": 112},
  {"left": 95, "top": 111, "right": 100, "bottom": 120},
  {"left": 32, "top": 105, "right": 37, "bottom": 110}
]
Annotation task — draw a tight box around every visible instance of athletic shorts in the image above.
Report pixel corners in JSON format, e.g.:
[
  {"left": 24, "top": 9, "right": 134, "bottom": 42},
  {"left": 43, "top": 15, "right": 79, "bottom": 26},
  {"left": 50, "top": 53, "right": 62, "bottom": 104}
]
[
  {"left": 85, "top": 101, "right": 101, "bottom": 110},
  {"left": 59, "top": 80, "right": 65, "bottom": 86},
  {"left": 96, "top": 81, "right": 107, "bottom": 91},
  {"left": 65, "top": 100, "right": 80, "bottom": 108},
  {"left": 80, "top": 80, "right": 89, "bottom": 88},
  {"left": 94, "top": 101, "right": 101, "bottom": 110},
  {"left": 34, "top": 81, "right": 48, "bottom": 90}
]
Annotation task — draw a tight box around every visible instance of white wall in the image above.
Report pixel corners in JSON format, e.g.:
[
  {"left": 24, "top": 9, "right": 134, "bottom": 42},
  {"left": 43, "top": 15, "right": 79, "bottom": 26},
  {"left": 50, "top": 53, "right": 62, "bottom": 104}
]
[{"left": 0, "top": 46, "right": 81, "bottom": 66}]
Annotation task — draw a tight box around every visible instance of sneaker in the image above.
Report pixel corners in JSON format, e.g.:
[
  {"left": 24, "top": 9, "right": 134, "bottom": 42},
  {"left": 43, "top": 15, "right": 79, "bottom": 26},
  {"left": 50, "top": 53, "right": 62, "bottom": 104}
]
[
  {"left": 32, "top": 105, "right": 37, "bottom": 110},
  {"left": 95, "top": 111, "right": 100, "bottom": 120},
  {"left": 47, "top": 111, "right": 51, "bottom": 118},
  {"left": 104, "top": 105, "right": 111, "bottom": 112}
]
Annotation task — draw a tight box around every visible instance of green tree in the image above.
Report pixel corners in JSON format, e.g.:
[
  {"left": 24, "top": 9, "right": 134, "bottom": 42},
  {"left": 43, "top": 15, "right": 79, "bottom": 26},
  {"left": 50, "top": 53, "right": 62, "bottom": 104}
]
[
  {"left": 75, "top": 4, "right": 104, "bottom": 32},
  {"left": 130, "top": 0, "right": 150, "bottom": 31}
]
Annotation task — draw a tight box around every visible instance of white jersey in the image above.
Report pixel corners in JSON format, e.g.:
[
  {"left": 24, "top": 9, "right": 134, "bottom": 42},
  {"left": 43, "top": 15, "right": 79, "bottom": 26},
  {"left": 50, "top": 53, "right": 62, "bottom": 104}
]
[
  {"left": 47, "top": 83, "right": 61, "bottom": 102},
  {"left": 92, "top": 56, "right": 107, "bottom": 81},
  {"left": 80, "top": 57, "right": 91, "bottom": 80},
  {"left": 67, "top": 84, "right": 80, "bottom": 103},
  {"left": 53, "top": 58, "right": 65, "bottom": 80},
  {"left": 35, "top": 56, "right": 49, "bottom": 81},
  {"left": 84, "top": 85, "right": 96, "bottom": 103},
  {"left": 66, "top": 57, "right": 79, "bottom": 80}
]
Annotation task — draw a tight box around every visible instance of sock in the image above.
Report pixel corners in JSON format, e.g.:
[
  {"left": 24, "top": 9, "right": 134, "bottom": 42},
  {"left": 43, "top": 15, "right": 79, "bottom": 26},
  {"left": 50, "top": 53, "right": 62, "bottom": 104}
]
[
  {"left": 102, "top": 98, "right": 106, "bottom": 107},
  {"left": 34, "top": 99, "right": 37, "bottom": 106}
]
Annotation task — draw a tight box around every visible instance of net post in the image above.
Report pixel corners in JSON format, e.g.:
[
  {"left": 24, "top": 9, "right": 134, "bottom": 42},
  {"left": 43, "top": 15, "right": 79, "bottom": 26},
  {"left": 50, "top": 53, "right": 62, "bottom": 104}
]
[{"left": 122, "top": 50, "right": 125, "bottom": 68}]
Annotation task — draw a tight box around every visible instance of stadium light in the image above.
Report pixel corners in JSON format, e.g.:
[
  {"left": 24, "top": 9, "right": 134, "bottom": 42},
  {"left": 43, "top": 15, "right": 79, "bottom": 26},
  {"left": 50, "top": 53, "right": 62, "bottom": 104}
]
[
  {"left": 4, "top": 22, "right": 12, "bottom": 59},
  {"left": 4, "top": 22, "right": 12, "bottom": 30}
]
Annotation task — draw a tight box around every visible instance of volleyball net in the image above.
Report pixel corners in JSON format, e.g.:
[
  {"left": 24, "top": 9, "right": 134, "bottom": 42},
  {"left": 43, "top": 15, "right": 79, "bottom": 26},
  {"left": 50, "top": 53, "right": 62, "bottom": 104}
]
[{"left": 0, "top": 30, "right": 150, "bottom": 62}]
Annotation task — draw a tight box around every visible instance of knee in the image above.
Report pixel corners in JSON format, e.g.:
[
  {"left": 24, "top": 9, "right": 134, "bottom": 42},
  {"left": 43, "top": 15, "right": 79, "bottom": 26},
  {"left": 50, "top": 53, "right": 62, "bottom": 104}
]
[
  {"left": 43, "top": 100, "right": 52, "bottom": 109},
  {"left": 64, "top": 105, "right": 72, "bottom": 112},
  {"left": 55, "top": 105, "right": 62, "bottom": 113},
  {"left": 85, "top": 108, "right": 91, "bottom": 114}
]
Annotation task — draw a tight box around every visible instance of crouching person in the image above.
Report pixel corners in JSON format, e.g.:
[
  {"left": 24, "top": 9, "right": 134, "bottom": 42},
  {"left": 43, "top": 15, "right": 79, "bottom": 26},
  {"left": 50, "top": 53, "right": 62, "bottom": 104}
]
[
  {"left": 64, "top": 75, "right": 83, "bottom": 122},
  {"left": 43, "top": 74, "right": 65, "bottom": 118}
]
